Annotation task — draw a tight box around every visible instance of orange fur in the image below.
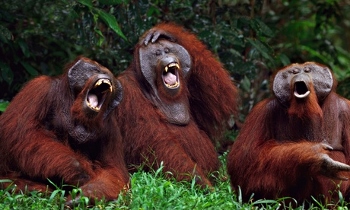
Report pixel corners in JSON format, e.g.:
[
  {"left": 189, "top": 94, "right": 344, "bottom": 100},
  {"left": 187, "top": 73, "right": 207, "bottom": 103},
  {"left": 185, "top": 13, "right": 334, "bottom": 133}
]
[
  {"left": 116, "top": 23, "right": 239, "bottom": 187},
  {"left": 288, "top": 84, "right": 323, "bottom": 120},
  {"left": 227, "top": 63, "right": 350, "bottom": 205},
  {"left": 0, "top": 57, "right": 129, "bottom": 203},
  {"left": 152, "top": 23, "right": 239, "bottom": 140}
]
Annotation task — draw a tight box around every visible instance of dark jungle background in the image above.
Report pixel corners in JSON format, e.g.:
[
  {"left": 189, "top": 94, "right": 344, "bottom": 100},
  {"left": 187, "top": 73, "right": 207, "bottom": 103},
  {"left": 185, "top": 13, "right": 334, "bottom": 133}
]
[
  {"left": 2, "top": 1, "right": 350, "bottom": 208},
  {"left": 1, "top": 0, "right": 350, "bottom": 122}
]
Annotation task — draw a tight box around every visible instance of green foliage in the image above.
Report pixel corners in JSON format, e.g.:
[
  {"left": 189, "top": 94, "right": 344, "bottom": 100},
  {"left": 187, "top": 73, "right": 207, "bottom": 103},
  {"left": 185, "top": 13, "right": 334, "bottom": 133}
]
[
  {"left": 0, "top": 0, "right": 131, "bottom": 100},
  {"left": 77, "top": 0, "right": 127, "bottom": 41},
  {"left": 1, "top": 163, "right": 348, "bottom": 209},
  {"left": 0, "top": 100, "right": 9, "bottom": 112}
]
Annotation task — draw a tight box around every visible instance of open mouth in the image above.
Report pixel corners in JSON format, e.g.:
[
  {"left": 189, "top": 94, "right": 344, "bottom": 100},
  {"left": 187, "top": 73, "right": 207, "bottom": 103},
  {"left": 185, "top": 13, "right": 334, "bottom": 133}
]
[
  {"left": 294, "top": 81, "right": 310, "bottom": 98},
  {"left": 86, "top": 78, "right": 113, "bottom": 112},
  {"left": 162, "top": 63, "right": 180, "bottom": 89}
]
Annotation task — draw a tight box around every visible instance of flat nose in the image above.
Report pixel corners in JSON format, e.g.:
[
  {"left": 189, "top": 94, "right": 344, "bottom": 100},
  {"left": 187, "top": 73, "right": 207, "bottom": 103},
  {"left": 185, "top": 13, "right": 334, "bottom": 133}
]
[
  {"left": 156, "top": 47, "right": 170, "bottom": 56},
  {"left": 158, "top": 55, "right": 178, "bottom": 67},
  {"left": 292, "top": 72, "right": 311, "bottom": 82}
]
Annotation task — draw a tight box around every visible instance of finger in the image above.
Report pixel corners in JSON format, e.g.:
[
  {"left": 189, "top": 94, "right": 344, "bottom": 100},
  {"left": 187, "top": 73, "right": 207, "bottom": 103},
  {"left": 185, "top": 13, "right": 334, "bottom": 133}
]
[
  {"left": 332, "top": 160, "right": 350, "bottom": 171},
  {"left": 321, "top": 143, "right": 333, "bottom": 151},
  {"left": 151, "top": 31, "right": 161, "bottom": 43},
  {"left": 321, "top": 155, "right": 350, "bottom": 180},
  {"left": 324, "top": 155, "right": 350, "bottom": 171},
  {"left": 143, "top": 30, "right": 155, "bottom": 46}
]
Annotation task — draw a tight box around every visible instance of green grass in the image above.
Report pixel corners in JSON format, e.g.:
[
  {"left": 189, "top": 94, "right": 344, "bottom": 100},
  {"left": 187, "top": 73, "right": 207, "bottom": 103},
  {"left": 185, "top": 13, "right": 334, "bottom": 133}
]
[{"left": 1, "top": 159, "right": 349, "bottom": 209}]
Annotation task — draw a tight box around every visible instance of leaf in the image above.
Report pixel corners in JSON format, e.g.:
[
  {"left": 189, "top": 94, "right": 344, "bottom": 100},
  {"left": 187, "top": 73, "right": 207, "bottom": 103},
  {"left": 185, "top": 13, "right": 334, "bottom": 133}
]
[
  {"left": 240, "top": 76, "right": 251, "bottom": 92},
  {"left": 0, "top": 61, "right": 13, "bottom": 85},
  {"left": 95, "top": 9, "right": 127, "bottom": 40},
  {"left": 94, "top": 27, "right": 105, "bottom": 46},
  {"left": 77, "top": 0, "right": 93, "bottom": 8},
  {"left": 0, "top": 101, "right": 10, "bottom": 112},
  {"left": 247, "top": 38, "right": 274, "bottom": 61},
  {"left": 252, "top": 199, "right": 279, "bottom": 205},
  {"left": 20, "top": 61, "right": 39, "bottom": 76},
  {"left": 18, "top": 40, "right": 30, "bottom": 58},
  {"left": 98, "top": 0, "right": 123, "bottom": 5},
  {"left": 0, "top": 25, "right": 13, "bottom": 43},
  {"left": 300, "top": 45, "right": 328, "bottom": 63},
  {"left": 147, "top": 6, "right": 160, "bottom": 17},
  {"left": 278, "top": 53, "right": 290, "bottom": 66},
  {"left": 49, "top": 189, "right": 60, "bottom": 201},
  {"left": 251, "top": 18, "right": 274, "bottom": 38}
]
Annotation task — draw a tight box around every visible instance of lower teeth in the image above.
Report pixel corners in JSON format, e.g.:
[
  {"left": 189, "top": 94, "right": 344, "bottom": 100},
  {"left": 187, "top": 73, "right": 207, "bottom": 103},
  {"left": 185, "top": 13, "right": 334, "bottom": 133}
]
[{"left": 167, "top": 82, "right": 178, "bottom": 88}]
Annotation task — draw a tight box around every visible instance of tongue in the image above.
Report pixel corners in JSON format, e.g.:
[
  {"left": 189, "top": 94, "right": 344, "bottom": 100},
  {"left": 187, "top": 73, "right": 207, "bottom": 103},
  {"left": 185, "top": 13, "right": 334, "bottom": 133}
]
[
  {"left": 164, "top": 72, "right": 177, "bottom": 85},
  {"left": 88, "top": 94, "right": 99, "bottom": 107}
]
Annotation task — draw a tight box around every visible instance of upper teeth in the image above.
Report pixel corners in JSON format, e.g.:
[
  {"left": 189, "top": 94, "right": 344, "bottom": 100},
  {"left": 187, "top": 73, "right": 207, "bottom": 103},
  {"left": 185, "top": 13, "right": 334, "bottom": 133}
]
[
  {"left": 86, "top": 79, "right": 113, "bottom": 112},
  {"left": 164, "top": 63, "right": 180, "bottom": 72},
  {"left": 95, "top": 79, "right": 113, "bottom": 92}
]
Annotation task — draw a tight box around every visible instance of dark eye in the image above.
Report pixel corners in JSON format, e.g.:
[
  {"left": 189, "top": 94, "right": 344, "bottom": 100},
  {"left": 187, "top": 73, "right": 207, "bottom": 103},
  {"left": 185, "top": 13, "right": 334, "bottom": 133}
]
[
  {"left": 156, "top": 50, "right": 161, "bottom": 56},
  {"left": 164, "top": 48, "right": 170, "bottom": 53},
  {"left": 304, "top": 67, "right": 311, "bottom": 73},
  {"left": 292, "top": 68, "right": 300, "bottom": 74}
]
